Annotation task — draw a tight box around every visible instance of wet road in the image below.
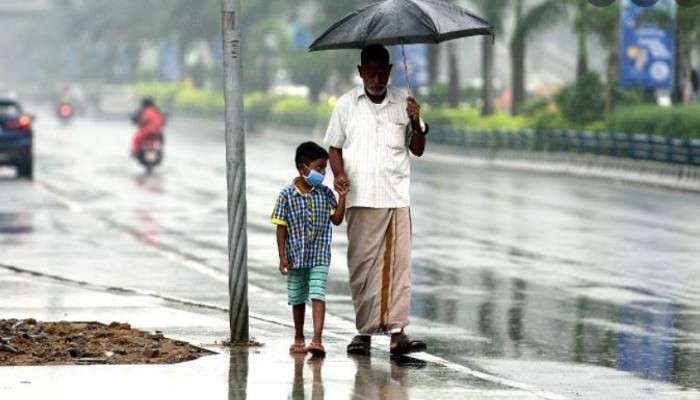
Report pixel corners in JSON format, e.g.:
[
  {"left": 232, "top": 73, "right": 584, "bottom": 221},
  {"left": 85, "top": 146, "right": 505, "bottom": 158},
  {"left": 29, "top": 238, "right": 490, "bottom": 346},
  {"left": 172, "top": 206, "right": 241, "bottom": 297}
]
[{"left": 1, "top": 108, "right": 700, "bottom": 397}]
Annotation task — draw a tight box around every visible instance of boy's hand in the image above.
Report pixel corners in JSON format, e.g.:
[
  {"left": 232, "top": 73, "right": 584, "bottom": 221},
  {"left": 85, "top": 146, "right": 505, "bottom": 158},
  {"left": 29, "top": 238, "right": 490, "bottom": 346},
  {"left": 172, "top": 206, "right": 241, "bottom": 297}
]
[
  {"left": 279, "top": 257, "right": 290, "bottom": 276},
  {"left": 337, "top": 184, "right": 349, "bottom": 196},
  {"left": 334, "top": 173, "right": 350, "bottom": 193}
]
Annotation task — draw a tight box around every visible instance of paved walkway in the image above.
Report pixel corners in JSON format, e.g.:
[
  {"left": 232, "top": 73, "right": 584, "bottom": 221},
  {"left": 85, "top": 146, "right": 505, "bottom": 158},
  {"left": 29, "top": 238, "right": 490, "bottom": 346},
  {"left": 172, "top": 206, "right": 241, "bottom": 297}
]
[{"left": 0, "top": 267, "right": 565, "bottom": 400}]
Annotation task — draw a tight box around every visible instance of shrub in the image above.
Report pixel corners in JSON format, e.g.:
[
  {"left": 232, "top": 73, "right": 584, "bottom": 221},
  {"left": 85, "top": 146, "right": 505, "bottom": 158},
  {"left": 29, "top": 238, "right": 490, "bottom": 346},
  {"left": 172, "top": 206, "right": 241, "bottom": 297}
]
[
  {"left": 132, "top": 82, "right": 181, "bottom": 111},
  {"left": 130, "top": 83, "right": 700, "bottom": 140},
  {"left": 424, "top": 107, "right": 529, "bottom": 131},
  {"left": 173, "top": 86, "right": 224, "bottom": 116},
  {"left": 519, "top": 97, "right": 551, "bottom": 116},
  {"left": 424, "top": 83, "right": 480, "bottom": 108},
  {"left": 608, "top": 105, "right": 700, "bottom": 138},
  {"left": 556, "top": 72, "right": 606, "bottom": 126},
  {"left": 244, "top": 92, "right": 282, "bottom": 129},
  {"left": 269, "top": 97, "right": 332, "bottom": 128}
]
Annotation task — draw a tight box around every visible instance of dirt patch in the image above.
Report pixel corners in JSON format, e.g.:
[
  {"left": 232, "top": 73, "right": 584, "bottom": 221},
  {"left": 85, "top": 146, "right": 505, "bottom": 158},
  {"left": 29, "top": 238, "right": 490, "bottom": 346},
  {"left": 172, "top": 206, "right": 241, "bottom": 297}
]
[{"left": 0, "top": 319, "right": 214, "bottom": 366}]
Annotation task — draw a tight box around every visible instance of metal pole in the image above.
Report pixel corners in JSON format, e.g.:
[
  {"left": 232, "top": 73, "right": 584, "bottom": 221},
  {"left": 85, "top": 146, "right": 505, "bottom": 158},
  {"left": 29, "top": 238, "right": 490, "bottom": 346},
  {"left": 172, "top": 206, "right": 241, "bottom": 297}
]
[{"left": 221, "top": 0, "right": 249, "bottom": 343}]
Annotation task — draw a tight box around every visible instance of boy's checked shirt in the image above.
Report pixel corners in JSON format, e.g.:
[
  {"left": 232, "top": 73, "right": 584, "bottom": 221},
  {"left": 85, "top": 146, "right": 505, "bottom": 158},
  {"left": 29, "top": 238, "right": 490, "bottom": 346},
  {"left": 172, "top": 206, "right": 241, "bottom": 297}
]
[{"left": 271, "top": 178, "right": 338, "bottom": 270}]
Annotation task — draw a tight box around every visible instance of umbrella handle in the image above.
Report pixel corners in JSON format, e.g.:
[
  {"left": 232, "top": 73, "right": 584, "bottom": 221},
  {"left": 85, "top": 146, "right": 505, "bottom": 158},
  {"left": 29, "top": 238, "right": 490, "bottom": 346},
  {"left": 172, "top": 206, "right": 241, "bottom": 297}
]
[{"left": 401, "top": 42, "right": 413, "bottom": 97}]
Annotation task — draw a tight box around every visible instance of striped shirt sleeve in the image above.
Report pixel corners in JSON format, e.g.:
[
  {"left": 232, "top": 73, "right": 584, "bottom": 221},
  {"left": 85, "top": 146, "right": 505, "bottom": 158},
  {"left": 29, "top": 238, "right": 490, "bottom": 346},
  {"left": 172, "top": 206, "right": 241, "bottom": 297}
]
[
  {"left": 270, "top": 191, "right": 289, "bottom": 226},
  {"left": 324, "top": 101, "right": 346, "bottom": 149}
]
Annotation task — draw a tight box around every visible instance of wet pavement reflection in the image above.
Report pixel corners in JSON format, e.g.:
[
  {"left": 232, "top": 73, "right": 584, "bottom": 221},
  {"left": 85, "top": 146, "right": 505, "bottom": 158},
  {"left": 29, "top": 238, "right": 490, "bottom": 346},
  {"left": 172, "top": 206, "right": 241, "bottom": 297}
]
[
  {"left": 228, "top": 349, "right": 249, "bottom": 400},
  {"left": 411, "top": 266, "right": 700, "bottom": 390},
  {"left": 0, "top": 212, "right": 32, "bottom": 235},
  {"left": 290, "top": 355, "right": 325, "bottom": 400},
  {"left": 2, "top": 111, "right": 699, "bottom": 396}
]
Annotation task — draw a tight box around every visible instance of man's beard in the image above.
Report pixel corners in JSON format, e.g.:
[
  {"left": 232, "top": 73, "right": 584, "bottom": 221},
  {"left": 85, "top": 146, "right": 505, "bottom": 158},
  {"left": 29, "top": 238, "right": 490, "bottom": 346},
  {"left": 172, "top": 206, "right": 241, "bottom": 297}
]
[{"left": 365, "top": 85, "right": 387, "bottom": 97}]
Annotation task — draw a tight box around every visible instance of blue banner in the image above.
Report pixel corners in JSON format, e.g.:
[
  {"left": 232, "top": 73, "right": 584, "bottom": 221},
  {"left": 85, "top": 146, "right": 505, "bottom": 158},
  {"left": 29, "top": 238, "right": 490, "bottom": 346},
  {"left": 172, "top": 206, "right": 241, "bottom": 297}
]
[{"left": 620, "top": 0, "right": 676, "bottom": 89}]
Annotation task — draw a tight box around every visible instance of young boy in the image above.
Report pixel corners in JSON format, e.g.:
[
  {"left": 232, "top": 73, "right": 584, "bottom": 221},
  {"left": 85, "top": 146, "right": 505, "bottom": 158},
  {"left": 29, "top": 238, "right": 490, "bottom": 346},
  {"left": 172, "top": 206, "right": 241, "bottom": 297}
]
[{"left": 271, "top": 142, "right": 347, "bottom": 357}]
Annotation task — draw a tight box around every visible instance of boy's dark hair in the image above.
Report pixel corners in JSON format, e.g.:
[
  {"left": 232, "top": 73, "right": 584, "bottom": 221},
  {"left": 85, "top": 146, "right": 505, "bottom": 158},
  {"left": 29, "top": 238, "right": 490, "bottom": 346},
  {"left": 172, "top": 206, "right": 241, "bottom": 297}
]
[
  {"left": 361, "top": 44, "right": 390, "bottom": 66},
  {"left": 295, "top": 142, "right": 329, "bottom": 169}
]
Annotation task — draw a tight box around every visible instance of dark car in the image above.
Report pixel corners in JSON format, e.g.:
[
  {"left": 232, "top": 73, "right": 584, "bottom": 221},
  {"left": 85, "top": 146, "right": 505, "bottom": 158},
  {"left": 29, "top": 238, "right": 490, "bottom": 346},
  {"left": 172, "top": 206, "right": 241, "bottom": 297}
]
[{"left": 0, "top": 99, "right": 33, "bottom": 179}]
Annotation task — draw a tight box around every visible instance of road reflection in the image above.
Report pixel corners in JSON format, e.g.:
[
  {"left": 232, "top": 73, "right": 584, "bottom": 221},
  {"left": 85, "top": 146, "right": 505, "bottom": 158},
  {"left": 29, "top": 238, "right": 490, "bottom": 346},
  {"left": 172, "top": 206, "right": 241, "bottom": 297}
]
[
  {"left": 289, "top": 354, "right": 325, "bottom": 400},
  {"left": 411, "top": 264, "right": 700, "bottom": 389},
  {"left": 228, "top": 349, "right": 249, "bottom": 400},
  {"left": 0, "top": 211, "right": 32, "bottom": 245},
  {"left": 351, "top": 356, "right": 410, "bottom": 400}
]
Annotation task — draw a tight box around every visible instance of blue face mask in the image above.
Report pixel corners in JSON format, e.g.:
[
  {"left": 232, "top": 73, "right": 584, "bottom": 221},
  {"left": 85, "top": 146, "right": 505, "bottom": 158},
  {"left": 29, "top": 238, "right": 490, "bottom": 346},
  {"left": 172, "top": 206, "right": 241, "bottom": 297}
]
[{"left": 304, "top": 167, "right": 325, "bottom": 188}]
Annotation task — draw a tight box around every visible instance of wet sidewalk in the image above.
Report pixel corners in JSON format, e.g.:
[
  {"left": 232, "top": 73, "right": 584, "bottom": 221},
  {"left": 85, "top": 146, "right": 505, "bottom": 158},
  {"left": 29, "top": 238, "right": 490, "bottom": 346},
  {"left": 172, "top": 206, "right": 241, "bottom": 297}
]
[
  {"left": 3, "top": 266, "right": 699, "bottom": 400},
  {"left": 0, "top": 267, "right": 565, "bottom": 400}
]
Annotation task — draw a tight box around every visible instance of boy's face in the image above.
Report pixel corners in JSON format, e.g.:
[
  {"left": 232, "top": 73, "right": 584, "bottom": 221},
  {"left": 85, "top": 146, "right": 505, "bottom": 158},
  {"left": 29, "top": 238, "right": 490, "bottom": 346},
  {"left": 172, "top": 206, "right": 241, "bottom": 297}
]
[{"left": 299, "top": 158, "right": 327, "bottom": 176}]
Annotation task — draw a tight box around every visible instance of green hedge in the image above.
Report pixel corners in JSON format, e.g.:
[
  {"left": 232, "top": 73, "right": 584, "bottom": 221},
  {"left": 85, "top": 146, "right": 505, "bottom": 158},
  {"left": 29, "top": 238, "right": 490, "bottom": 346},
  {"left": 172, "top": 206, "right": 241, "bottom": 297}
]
[
  {"left": 173, "top": 86, "right": 224, "bottom": 116},
  {"left": 269, "top": 97, "right": 332, "bottom": 128},
  {"left": 608, "top": 105, "right": 700, "bottom": 138},
  {"left": 131, "top": 82, "right": 181, "bottom": 111},
  {"left": 423, "top": 107, "right": 530, "bottom": 130},
  {"left": 131, "top": 83, "right": 700, "bottom": 139}
]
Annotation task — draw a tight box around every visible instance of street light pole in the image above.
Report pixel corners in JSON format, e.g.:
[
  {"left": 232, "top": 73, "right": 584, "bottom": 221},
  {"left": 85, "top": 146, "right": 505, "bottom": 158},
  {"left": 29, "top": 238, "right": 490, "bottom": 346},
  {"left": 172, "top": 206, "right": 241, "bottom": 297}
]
[{"left": 221, "top": 0, "right": 249, "bottom": 343}]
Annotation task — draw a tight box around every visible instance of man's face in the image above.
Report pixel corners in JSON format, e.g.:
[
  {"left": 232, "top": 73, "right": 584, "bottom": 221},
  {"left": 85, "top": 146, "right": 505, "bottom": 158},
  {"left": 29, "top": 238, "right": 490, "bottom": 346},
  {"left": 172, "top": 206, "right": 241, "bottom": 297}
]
[{"left": 358, "top": 60, "right": 392, "bottom": 97}]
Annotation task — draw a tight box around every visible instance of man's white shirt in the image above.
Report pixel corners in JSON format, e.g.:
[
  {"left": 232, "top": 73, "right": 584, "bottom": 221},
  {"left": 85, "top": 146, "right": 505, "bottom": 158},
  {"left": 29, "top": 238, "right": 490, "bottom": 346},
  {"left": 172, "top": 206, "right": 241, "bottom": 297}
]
[{"left": 324, "top": 86, "right": 422, "bottom": 209}]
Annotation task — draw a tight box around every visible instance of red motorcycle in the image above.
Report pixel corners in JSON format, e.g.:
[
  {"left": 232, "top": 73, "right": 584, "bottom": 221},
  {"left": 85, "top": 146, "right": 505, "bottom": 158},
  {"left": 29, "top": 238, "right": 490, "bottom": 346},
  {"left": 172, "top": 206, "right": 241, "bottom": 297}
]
[
  {"left": 56, "top": 102, "right": 74, "bottom": 125},
  {"left": 136, "top": 134, "right": 164, "bottom": 175}
]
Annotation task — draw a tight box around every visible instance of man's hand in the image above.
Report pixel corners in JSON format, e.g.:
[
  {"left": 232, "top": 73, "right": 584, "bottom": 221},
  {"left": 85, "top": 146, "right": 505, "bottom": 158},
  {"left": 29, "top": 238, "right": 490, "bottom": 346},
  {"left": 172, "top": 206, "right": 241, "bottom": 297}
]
[
  {"left": 406, "top": 97, "right": 422, "bottom": 131},
  {"left": 279, "top": 257, "right": 290, "bottom": 276},
  {"left": 334, "top": 173, "right": 350, "bottom": 194}
]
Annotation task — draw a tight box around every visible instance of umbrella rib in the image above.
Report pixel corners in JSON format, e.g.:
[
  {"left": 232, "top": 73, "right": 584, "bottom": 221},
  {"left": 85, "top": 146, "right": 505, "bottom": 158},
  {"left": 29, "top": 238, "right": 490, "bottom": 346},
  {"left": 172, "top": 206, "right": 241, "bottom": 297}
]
[
  {"left": 404, "top": 0, "right": 440, "bottom": 43},
  {"left": 363, "top": 7, "right": 387, "bottom": 47}
]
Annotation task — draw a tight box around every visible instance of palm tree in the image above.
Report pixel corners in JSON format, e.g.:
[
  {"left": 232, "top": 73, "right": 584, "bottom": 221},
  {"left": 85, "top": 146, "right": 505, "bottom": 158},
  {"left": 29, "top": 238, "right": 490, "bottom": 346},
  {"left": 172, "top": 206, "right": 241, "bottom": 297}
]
[
  {"left": 674, "top": 8, "right": 700, "bottom": 103},
  {"left": 573, "top": 1, "right": 588, "bottom": 79},
  {"left": 471, "top": 0, "right": 508, "bottom": 115},
  {"left": 582, "top": 5, "right": 620, "bottom": 80},
  {"left": 510, "top": 0, "right": 566, "bottom": 115},
  {"left": 581, "top": 4, "right": 620, "bottom": 112}
]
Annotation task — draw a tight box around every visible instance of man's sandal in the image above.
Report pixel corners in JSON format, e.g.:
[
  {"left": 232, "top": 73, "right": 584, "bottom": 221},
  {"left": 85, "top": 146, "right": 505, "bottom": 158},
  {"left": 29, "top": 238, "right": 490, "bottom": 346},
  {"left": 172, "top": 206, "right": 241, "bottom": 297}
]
[
  {"left": 390, "top": 334, "right": 427, "bottom": 356},
  {"left": 306, "top": 341, "right": 326, "bottom": 358},
  {"left": 346, "top": 335, "right": 371, "bottom": 356},
  {"left": 289, "top": 342, "right": 307, "bottom": 354}
]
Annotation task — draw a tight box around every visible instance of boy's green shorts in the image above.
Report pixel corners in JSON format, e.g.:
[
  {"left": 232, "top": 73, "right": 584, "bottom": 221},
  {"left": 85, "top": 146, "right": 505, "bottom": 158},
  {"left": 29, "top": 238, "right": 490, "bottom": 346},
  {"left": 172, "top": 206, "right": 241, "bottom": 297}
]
[{"left": 287, "top": 265, "right": 329, "bottom": 306}]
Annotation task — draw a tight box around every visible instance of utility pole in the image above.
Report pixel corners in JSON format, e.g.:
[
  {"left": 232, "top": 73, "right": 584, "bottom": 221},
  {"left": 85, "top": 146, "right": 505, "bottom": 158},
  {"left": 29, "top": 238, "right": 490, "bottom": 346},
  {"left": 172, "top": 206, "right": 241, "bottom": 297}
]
[{"left": 221, "top": 0, "right": 249, "bottom": 343}]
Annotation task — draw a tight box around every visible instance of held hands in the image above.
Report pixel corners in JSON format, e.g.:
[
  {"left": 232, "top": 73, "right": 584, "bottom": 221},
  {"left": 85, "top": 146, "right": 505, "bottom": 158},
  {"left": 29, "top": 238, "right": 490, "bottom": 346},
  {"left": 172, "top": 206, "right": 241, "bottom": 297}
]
[
  {"left": 336, "top": 181, "right": 350, "bottom": 197},
  {"left": 334, "top": 173, "right": 350, "bottom": 196}
]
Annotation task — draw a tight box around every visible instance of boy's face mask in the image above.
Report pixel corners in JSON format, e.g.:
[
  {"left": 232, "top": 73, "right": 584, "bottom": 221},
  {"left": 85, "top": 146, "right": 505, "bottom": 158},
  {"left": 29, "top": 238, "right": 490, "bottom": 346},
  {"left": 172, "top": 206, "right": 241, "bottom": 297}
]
[{"left": 303, "top": 166, "right": 325, "bottom": 188}]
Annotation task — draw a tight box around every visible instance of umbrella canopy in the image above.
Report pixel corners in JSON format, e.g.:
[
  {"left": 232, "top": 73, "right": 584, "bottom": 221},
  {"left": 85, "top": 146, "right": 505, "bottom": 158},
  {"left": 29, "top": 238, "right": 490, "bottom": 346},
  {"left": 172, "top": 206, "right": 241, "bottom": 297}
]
[{"left": 308, "top": 0, "right": 493, "bottom": 52}]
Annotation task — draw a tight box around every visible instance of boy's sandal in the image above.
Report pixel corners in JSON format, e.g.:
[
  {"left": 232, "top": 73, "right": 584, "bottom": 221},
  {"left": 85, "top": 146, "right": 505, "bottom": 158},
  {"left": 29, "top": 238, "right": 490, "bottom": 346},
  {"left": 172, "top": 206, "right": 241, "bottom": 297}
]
[
  {"left": 346, "top": 335, "right": 371, "bottom": 356},
  {"left": 289, "top": 342, "right": 307, "bottom": 354},
  {"left": 390, "top": 334, "right": 427, "bottom": 356},
  {"left": 306, "top": 341, "right": 326, "bottom": 358}
]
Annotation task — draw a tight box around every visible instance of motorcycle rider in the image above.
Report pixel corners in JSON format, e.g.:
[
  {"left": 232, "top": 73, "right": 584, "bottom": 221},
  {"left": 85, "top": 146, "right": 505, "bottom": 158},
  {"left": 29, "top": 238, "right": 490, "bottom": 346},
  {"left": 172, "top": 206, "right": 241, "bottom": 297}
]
[
  {"left": 56, "top": 86, "right": 75, "bottom": 120},
  {"left": 131, "top": 97, "right": 165, "bottom": 157}
]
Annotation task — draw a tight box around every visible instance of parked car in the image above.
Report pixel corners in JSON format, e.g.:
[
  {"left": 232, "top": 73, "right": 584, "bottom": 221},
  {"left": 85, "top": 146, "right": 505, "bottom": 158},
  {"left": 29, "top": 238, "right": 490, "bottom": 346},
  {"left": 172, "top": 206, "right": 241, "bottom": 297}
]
[{"left": 0, "top": 99, "right": 33, "bottom": 179}]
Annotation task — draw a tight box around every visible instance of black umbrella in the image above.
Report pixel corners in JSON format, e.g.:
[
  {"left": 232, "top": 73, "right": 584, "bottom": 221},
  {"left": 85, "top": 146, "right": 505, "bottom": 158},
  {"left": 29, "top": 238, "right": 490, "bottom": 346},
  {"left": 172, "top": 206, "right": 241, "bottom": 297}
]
[{"left": 308, "top": 0, "right": 493, "bottom": 92}]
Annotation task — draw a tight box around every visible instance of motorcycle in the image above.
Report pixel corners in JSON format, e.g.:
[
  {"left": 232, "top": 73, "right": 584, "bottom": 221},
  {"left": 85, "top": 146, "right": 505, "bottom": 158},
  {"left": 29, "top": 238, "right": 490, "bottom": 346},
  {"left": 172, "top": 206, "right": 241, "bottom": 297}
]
[
  {"left": 135, "top": 133, "right": 164, "bottom": 175},
  {"left": 56, "top": 102, "right": 74, "bottom": 125},
  {"left": 131, "top": 110, "right": 166, "bottom": 174}
]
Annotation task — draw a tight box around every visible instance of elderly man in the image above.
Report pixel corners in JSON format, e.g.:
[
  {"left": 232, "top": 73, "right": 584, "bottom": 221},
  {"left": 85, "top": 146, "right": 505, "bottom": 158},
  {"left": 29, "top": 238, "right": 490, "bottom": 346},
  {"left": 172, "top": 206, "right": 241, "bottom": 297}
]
[{"left": 324, "top": 44, "right": 428, "bottom": 356}]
